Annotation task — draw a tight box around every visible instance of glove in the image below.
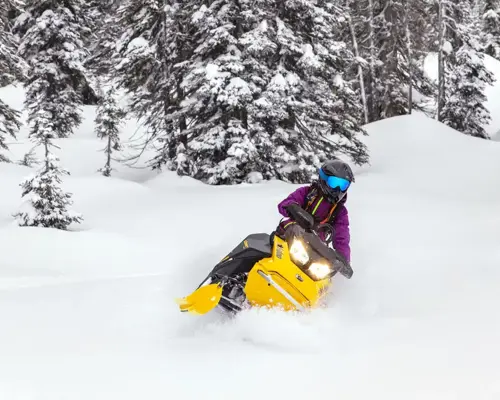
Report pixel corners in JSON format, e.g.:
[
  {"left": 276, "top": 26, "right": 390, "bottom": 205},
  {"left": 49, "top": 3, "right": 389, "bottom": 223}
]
[{"left": 284, "top": 203, "right": 302, "bottom": 218}]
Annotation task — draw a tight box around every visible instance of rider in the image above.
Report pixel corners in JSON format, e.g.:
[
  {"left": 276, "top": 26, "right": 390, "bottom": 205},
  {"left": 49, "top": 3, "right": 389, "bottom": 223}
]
[{"left": 277, "top": 159, "right": 354, "bottom": 263}]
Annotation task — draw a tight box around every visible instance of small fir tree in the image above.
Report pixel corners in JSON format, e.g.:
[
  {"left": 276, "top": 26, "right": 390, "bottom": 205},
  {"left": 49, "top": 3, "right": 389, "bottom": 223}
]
[
  {"left": 95, "top": 88, "right": 125, "bottom": 177},
  {"left": 14, "top": 151, "right": 82, "bottom": 230}
]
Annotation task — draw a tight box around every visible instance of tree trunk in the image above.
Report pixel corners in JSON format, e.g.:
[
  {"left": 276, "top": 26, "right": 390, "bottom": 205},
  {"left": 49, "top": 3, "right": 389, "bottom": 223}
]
[
  {"left": 404, "top": 0, "right": 413, "bottom": 114},
  {"left": 437, "top": 0, "right": 446, "bottom": 121},
  {"left": 348, "top": 14, "right": 369, "bottom": 124},
  {"left": 368, "top": 0, "right": 377, "bottom": 121}
]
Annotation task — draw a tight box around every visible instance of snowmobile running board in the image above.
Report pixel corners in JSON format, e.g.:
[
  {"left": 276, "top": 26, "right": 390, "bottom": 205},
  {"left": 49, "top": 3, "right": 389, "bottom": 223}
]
[{"left": 256, "top": 270, "right": 305, "bottom": 311}]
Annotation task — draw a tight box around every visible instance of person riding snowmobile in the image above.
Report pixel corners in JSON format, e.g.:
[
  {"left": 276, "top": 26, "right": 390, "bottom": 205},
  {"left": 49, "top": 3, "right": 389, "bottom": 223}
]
[{"left": 277, "top": 159, "right": 354, "bottom": 262}]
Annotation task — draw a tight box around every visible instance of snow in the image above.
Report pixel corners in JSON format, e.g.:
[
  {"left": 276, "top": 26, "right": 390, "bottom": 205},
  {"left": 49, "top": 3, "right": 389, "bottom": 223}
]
[
  {"left": 442, "top": 40, "right": 453, "bottom": 55},
  {"left": 1, "top": 86, "right": 500, "bottom": 399},
  {"left": 127, "top": 37, "right": 148, "bottom": 51}
]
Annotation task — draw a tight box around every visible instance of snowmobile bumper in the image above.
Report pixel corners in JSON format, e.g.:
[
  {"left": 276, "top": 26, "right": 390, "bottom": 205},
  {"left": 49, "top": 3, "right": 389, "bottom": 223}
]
[{"left": 255, "top": 270, "right": 305, "bottom": 311}]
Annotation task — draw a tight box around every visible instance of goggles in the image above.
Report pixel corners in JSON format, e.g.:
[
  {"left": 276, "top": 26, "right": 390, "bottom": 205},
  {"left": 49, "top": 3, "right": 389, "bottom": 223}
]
[{"left": 319, "top": 168, "right": 351, "bottom": 192}]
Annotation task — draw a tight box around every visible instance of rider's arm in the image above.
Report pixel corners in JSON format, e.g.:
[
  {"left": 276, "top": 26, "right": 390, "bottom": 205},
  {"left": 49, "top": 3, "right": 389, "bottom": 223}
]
[
  {"left": 332, "top": 206, "right": 351, "bottom": 262},
  {"left": 277, "top": 186, "right": 309, "bottom": 217}
]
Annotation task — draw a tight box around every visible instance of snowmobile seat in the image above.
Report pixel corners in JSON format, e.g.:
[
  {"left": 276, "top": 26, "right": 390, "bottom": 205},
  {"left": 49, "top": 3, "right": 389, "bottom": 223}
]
[
  {"left": 224, "top": 233, "right": 272, "bottom": 259},
  {"left": 208, "top": 233, "right": 272, "bottom": 279}
]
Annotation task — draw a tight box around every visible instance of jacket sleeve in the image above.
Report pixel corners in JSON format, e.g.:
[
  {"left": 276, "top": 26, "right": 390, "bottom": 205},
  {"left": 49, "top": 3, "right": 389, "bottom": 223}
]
[
  {"left": 277, "top": 186, "right": 309, "bottom": 217},
  {"left": 332, "top": 205, "right": 351, "bottom": 262}
]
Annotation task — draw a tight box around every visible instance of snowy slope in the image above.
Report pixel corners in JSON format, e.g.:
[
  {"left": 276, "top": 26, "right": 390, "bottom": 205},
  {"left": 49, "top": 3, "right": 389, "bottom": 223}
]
[{"left": 1, "top": 86, "right": 500, "bottom": 400}]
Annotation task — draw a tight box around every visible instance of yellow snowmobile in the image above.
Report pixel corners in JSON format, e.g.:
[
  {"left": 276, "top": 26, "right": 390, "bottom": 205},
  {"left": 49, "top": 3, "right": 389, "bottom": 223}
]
[{"left": 176, "top": 204, "right": 353, "bottom": 315}]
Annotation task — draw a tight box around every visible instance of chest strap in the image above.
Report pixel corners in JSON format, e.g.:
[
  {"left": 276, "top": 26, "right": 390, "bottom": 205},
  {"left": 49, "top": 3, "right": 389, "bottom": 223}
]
[{"left": 305, "top": 195, "right": 339, "bottom": 225}]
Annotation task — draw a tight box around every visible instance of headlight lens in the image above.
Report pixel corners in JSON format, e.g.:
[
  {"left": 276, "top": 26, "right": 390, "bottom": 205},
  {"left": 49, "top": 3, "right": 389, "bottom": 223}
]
[
  {"left": 289, "top": 239, "right": 309, "bottom": 266},
  {"left": 308, "top": 262, "right": 332, "bottom": 280}
]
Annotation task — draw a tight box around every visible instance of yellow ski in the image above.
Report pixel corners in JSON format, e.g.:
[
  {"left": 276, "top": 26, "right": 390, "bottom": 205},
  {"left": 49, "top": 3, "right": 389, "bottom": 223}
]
[{"left": 175, "top": 283, "right": 223, "bottom": 315}]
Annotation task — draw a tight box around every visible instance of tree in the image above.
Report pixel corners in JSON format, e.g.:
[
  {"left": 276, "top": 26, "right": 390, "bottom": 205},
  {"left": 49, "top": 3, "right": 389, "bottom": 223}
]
[
  {"left": 482, "top": 0, "right": 500, "bottom": 59},
  {"left": 0, "top": 101, "right": 20, "bottom": 162},
  {"left": 113, "top": 0, "right": 190, "bottom": 174},
  {"left": 12, "top": 0, "right": 87, "bottom": 228},
  {"left": 14, "top": 0, "right": 90, "bottom": 139},
  {"left": 13, "top": 152, "right": 82, "bottom": 230},
  {"left": 80, "top": 0, "right": 122, "bottom": 104},
  {"left": 0, "top": 0, "right": 25, "bottom": 162},
  {"left": 158, "top": 0, "right": 368, "bottom": 184},
  {"left": 84, "top": 0, "right": 122, "bottom": 79},
  {"left": 347, "top": 0, "right": 436, "bottom": 122},
  {"left": 436, "top": 0, "right": 494, "bottom": 138},
  {"left": 95, "top": 87, "right": 125, "bottom": 177}
]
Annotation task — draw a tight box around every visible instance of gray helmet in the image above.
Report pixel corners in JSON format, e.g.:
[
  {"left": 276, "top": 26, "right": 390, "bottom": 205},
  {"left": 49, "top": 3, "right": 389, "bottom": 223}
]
[{"left": 317, "top": 159, "right": 354, "bottom": 203}]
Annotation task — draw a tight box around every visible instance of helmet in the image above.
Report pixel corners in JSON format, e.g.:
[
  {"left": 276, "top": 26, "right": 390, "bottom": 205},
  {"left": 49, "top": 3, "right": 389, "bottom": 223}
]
[{"left": 317, "top": 159, "right": 354, "bottom": 203}]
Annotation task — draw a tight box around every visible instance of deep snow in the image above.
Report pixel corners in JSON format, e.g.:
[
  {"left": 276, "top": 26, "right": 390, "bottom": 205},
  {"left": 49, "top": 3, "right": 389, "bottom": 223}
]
[{"left": 1, "top": 85, "right": 500, "bottom": 400}]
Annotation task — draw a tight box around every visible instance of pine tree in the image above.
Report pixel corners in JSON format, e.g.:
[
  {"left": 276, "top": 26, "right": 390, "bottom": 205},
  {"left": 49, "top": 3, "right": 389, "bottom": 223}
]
[
  {"left": 16, "top": 146, "right": 39, "bottom": 167},
  {"left": 161, "top": 0, "right": 368, "bottom": 184},
  {"left": 14, "top": 0, "right": 97, "bottom": 107},
  {"left": 113, "top": 0, "right": 190, "bottom": 175},
  {"left": 0, "top": 101, "right": 20, "bottom": 162},
  {"left": 0, "top": 0, "right": 25, "bottom": 162},
  {"left": 95, "top": 87, "right": 125, "bottom": 177},
  {"left": 482, "top": 0, "right": 500, "bottom": 59},
  {"left": 13, "top": 151, "right": 82, "bottom": 230},
  {"left": 437, "top": 0, "right": 494, "bottom": 138},
  {"left": 12, "top": 0, "right": 87, "bottom": 228},
  {"left": 347, "top": 0, "right": 435, "bottom": 122},
  {"left": 1, "top": 0, "right": 25, "bottom": 86},
  {"left": 14, "top": 0, "right": 90, "bottom": 139},
  {"left": 85, "top": 0, "right": 121, "bottom": 78}
]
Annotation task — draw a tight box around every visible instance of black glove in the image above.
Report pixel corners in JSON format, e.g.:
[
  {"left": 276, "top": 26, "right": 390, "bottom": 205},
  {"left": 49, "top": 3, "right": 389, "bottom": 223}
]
[
  {"left": 285, "top": 203, "right": 314, "bottom": 230},
  {"left": 284, "top": 203, "right": 302, "bottom": 218}
]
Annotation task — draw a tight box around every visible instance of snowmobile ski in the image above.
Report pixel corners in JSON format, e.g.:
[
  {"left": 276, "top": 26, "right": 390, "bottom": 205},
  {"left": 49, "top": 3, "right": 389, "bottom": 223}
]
[{"left": 175, "top": 283, "right": 223, "bottom": 315}]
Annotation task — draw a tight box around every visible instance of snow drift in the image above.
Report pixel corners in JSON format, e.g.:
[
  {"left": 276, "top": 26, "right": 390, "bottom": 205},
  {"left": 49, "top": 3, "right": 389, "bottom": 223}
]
[{"left": 1, "top": 85, "right": 500, "bottom": 399}]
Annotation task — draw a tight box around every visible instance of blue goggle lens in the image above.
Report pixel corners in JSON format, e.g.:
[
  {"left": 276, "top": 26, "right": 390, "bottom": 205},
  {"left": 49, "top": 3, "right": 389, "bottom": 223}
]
[{"left": 319, "top": 169, "right": 351, "bottom": 192}]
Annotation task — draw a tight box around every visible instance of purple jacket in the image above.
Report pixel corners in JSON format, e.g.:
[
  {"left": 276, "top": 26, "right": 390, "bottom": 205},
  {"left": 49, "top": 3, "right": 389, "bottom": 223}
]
[{"left": 277, "top": 186, "right": 351, "bottom": 262}]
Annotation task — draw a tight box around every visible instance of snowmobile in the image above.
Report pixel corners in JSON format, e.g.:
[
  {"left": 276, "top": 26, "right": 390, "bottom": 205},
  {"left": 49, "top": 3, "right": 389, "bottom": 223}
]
[{"left": 176, "top": 204, "right": 353, "bottom": 315}]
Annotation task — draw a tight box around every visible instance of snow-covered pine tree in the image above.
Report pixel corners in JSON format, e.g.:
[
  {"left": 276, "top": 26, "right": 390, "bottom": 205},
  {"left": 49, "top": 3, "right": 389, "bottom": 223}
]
[
  {"left": 113, "top": 0, "right": 190, "bottom": 175},
  {"left": 0, "top": 99, "right": 20, "bottom": 162},
  {"left": 85, "top": 0, "right": 122, "bottom": 78},
  {"left": 0, "top": 0, "right": 25, "bottom": 86},
  {"left": 95, "top": 87, "right": 125, "bottom": 177},
  {"left": 14, "top": 0, "right": 89, "bottom": 139},
  {"left": 14, "top": 0, "right": 97, "bottom": 107},
  {"left": 13, "top": 151, "right": 82, "bottom": 229},
  {"left": 168, "top": 0, "right": 368, "bottom": 184},
  {"left": 482, "top": 0, "right": 500, "bottom": 59},
  {"left": 12, "top": 0, "right": 87, "bottom": 228},
  {"left": 437, "top": 0, "right": 494, "bottom": 138},
  {"left": 0, "top": 0, "right": 25, "bottom": 162},
  {"left": 347, "top": 0, "right": 435, "bottom": 122}
]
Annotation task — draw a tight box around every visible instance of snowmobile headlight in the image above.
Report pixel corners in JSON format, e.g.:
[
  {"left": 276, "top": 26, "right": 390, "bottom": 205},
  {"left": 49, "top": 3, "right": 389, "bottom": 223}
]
[
  {"left": 289, "top": 239, "right": 309, "bottom": 266},
  {"left": 308, "top": 262, "right": 332, "bottom": 280}
]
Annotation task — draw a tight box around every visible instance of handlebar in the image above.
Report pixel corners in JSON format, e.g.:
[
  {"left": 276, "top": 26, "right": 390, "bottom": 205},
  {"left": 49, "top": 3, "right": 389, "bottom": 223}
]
[{"left": 282, "top": 203, "right": 353, "bottom": 279}]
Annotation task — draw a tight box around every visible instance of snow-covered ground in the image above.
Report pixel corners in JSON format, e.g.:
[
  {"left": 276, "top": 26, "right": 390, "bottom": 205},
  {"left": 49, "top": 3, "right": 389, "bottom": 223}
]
[{"left": 1, "top": 85, "right": 500, "bottom": 400}]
